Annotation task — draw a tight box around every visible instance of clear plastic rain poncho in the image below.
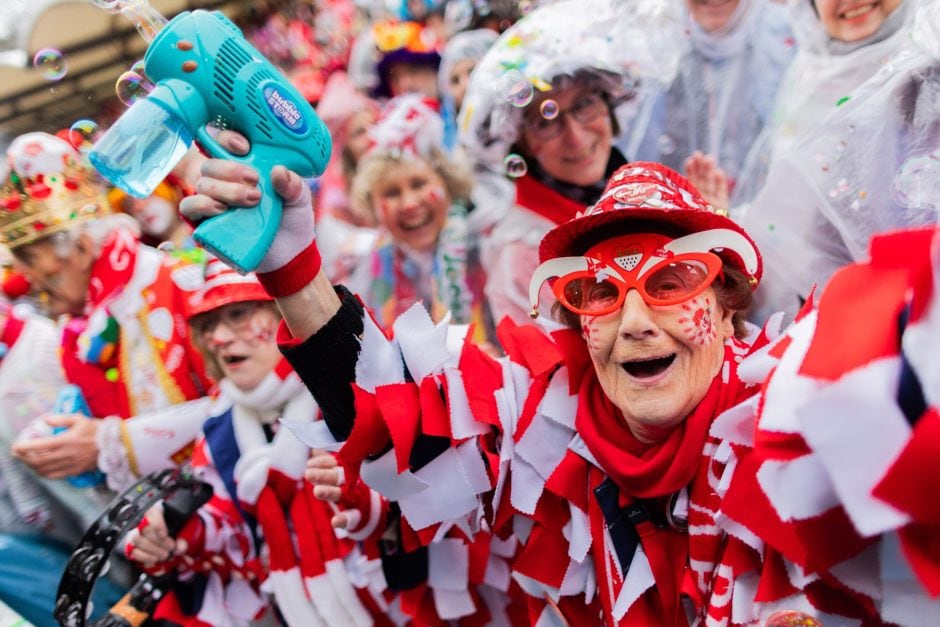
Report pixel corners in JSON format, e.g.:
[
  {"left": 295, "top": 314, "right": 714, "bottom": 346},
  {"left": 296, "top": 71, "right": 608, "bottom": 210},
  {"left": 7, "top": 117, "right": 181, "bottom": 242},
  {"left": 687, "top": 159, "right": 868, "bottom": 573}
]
[
  {"left": 622, "top": 0, "right": 795, "bottom": 197},
  {"left": 733, "top": 0, "right": 914, "bottom": 203},
  {"left": 741, "top": 0, "right": 938, "bottom": 324},
  {"left": 457, "top": 0, "right": 687, "bottom": 174}
]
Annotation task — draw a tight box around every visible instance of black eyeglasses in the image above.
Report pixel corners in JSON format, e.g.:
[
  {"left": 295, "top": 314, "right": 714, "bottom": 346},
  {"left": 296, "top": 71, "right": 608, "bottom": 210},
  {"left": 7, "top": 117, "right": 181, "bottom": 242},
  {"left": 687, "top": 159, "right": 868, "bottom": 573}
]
[{"left": 522, "top": 92, "right": 608, "bottom": 142}]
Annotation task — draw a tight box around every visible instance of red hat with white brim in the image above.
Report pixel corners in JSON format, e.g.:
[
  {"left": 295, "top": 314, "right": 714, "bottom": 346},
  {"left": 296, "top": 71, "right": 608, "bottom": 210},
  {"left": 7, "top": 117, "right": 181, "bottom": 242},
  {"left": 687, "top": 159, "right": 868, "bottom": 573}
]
[{"left": 187, "top": 257, "right": 272, "bottom": 319}]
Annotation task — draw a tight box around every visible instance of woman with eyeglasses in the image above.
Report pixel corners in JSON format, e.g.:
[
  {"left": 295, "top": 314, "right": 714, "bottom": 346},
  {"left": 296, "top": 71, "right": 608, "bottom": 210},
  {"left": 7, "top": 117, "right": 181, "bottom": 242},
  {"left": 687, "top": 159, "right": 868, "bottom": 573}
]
[
  {"left": 181, "top": 129, "right": 940, "bottom": 622},
  {"left": 177, "top": 0, "right": 939, "bottom": 621},
  {"left": 122, "top": 259, "right": 377, "bottom": 626},
  {"left": 457, "top": 0, "right": 684, "bottom": 325}
]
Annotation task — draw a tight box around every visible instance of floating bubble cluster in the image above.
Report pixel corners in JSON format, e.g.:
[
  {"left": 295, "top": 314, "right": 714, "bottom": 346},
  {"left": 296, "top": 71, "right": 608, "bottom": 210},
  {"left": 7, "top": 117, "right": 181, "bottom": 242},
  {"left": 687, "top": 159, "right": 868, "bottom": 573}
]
[
  {"left": 657, "top": 134, "right": 677, "bottom": 156},
  {"left": 88, "top": 0, "right": 126, "bottom": 14},
  {"left": 115, "top": 71, "right": 151, "bottom": 106},
  {"left": 764, "top": 610, "right": 822, "bottom": 627}
]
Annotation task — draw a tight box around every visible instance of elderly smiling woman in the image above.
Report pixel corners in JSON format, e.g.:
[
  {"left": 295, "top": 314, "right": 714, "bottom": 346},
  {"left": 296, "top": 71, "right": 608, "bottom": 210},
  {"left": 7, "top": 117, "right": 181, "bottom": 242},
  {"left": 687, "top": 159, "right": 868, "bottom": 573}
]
[{"left": 181, "top": 133, "right": 934, "bottom": 623}]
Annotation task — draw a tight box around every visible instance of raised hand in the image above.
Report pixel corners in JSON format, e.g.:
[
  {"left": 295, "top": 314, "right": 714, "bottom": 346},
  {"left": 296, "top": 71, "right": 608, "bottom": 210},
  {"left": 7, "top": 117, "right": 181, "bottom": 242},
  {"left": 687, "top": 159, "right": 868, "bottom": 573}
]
[
  {"left": 684, "top": 151, "right": 731, "bottom": 215},
  {"left": 180, "top": 129, "right": 319, "bottom": 288}
]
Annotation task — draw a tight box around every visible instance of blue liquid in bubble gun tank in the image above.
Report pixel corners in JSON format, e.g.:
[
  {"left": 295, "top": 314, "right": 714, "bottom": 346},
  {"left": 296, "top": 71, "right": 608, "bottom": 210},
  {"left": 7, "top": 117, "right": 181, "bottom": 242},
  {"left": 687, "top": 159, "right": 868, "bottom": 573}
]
[
  {"left": 53, "top": 385, "right": 105, "bottom": 488},
  {"left": 90, "top": 99, "right": 193, "bottom": 199}
]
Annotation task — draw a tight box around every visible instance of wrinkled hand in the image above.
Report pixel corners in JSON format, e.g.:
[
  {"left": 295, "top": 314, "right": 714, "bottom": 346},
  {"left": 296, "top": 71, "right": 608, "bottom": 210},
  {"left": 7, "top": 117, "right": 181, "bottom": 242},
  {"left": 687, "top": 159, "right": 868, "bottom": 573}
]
[
  {"left": 684, "top": 151, "right": 730, "bottom": 214},
  {"left": 12, "top": 413, "right": 99, "bottom": 479},
  {"left": 305, "top": 450, "right": 348, "bottom": 529},
  {"left": 125, "top": 505, "right": 186, "bottom": 569},
  {"left": 179, "top": 129, "right": 315, "bottom": 275}
]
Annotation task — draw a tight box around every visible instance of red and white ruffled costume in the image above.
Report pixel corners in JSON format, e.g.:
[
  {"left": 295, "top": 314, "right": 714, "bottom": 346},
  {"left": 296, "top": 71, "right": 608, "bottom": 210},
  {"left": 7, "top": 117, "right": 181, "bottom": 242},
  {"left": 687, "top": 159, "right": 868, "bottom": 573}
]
[
  {"left": 285, "top": 295, "right": 769, "bottom": 624},
  {"left": 286, "top": 229, "right": 940, "bottom": 626},
  {"left": 713, "top": 226, "right": 940, "bottom": 625},
  {"left": 131, "top": 360, "right": 385, "bottom": 626}
]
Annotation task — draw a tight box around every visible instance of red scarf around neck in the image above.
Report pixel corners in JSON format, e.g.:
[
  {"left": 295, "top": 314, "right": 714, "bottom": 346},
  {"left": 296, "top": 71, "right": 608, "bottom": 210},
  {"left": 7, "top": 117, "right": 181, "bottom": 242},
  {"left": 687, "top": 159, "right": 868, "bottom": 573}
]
[
  {"left": 575, "top": 343, "right": 755, "bottom": 623},
  {"left": 575, "top": 344, "right": 746, "bottom": 499},
  {"left": 515, "top": 174, "right": 588, "bottom": 226}
]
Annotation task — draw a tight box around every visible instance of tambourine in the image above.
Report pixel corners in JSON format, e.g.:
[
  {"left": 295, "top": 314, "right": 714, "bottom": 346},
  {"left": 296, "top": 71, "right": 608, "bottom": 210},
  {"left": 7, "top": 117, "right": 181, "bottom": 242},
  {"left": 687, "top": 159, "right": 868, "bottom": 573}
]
[{"left": 54, "top": 467, "right": 213, "bottom": 627}]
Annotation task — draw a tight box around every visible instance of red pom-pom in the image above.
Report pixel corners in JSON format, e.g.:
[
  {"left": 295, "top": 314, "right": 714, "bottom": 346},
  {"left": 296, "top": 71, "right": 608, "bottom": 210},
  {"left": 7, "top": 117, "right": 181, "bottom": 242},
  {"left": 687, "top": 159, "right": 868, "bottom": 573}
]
[{"left": 2, "top": 272, "right": 30, "bottom": 299}]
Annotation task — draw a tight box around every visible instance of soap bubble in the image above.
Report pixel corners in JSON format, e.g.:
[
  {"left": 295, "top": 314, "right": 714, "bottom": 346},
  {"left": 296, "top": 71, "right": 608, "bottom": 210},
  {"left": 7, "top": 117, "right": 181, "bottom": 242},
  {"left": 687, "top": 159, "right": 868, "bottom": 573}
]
[
  {"left": 540, "top": 100, "right": 559, "bottom": 120},
  {"left": 129, "top": 59, "right": 154, "bottom": 88},
  {"left": 115, "top": 71, "right": 151, "bottom": 106},
  {"left": 519, "top": 0, "right": 535, "bottom": 14},
  {"left": 33, "top": 49, "right": 68, "bottom": 81},
  {"left": 657, "top": 134, "right": 677, "bottom": 156},
  {"left": 67, "top": 120, "right": 99, "bottom": 152},
  {"left": 504, "top": 154, "right": 528, "bottom": 178},
  {"left": 498, "top": 69, "right": 533, "bottom": 108},
  {"left": 891, "top": 153, "right": 940, "bottom": 212}
]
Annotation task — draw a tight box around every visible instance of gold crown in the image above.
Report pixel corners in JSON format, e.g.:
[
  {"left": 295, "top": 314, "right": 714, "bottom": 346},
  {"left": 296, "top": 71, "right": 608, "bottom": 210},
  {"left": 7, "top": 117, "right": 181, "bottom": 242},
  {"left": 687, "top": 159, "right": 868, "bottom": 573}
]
[{"left": 0, "top": 133, "right": 111, "bottom": 250}]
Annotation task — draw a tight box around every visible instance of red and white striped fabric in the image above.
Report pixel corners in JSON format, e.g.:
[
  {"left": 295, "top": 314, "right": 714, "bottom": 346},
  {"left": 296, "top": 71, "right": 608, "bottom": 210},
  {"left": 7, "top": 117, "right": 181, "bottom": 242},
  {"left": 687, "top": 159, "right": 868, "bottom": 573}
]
[
  {"left": 716, "top": 226, "right": 940, "bottom": 625},
  {"left": 287, "top": 299, "right": 768, "bottom": 624},
  {"left": 287, "top": 227, "right": 940, "bottom": 625},
  {"left": 133, "top": 362, "right": 382, "bottom": 626}
]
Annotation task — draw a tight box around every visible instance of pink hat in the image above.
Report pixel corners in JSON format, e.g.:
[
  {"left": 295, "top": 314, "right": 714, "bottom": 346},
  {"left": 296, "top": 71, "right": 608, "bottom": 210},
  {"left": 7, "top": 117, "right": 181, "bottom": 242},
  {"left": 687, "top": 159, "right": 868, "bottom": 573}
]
[
  {"left": 539, "top": 162, "right": 763, "bottom": 285},
  {"left": 187, "top": 257, "right": 272, "bottom": 319}
]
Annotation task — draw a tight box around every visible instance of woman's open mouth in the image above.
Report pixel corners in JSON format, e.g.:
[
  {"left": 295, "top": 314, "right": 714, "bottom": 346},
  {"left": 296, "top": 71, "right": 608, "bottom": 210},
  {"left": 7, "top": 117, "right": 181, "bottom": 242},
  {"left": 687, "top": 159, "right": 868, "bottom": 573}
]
[
  {"left": 621, "top": 354, "right": 676, "bottom": 380},
  {"left": 841, "top": 3, "right": 876, "bottom": 19},
  {"left": 222, "top": 355, "right": 248, "bottom": 366}
]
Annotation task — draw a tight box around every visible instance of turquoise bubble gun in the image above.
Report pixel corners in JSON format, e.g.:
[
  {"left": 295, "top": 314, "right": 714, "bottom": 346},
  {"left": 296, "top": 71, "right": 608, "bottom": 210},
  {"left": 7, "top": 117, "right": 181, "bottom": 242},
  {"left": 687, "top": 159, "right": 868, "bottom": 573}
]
[{"left": 89, "top": 9, "right": 331, "bottom": 273}]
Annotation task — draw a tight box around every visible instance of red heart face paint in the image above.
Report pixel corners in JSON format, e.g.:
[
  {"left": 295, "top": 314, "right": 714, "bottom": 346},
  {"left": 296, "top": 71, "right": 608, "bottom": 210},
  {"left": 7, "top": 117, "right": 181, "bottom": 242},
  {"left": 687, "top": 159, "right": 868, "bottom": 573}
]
[
  {"left": 677, "top": 296, "right": 717, "bottom": 346},
  {"left": 582, "top": 316, "right": 604, "bottom": 354}
]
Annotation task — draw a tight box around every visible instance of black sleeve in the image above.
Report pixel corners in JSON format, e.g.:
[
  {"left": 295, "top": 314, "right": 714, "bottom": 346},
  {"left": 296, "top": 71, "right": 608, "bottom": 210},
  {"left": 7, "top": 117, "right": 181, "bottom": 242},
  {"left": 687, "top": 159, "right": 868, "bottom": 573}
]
[
  {"left": 280, "top": 285, "right": 364, "bottom": 441},
  {"left": 280, "top": 285, "right": 452, "bottom": 469}
]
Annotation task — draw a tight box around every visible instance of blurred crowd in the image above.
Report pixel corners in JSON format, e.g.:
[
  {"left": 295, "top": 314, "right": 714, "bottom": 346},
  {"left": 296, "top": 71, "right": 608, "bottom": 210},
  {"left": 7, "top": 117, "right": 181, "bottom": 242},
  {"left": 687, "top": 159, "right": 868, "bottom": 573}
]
[{"left": 0, "top": 0, "right": 938, "bottom": 625}]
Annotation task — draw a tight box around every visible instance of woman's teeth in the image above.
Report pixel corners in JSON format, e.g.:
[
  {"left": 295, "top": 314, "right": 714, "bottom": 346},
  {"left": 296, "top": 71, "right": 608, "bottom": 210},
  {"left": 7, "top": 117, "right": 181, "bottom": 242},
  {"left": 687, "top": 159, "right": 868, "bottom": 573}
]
[{"left": 842, "top": 4, "right": 875, "bottom": 19}]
